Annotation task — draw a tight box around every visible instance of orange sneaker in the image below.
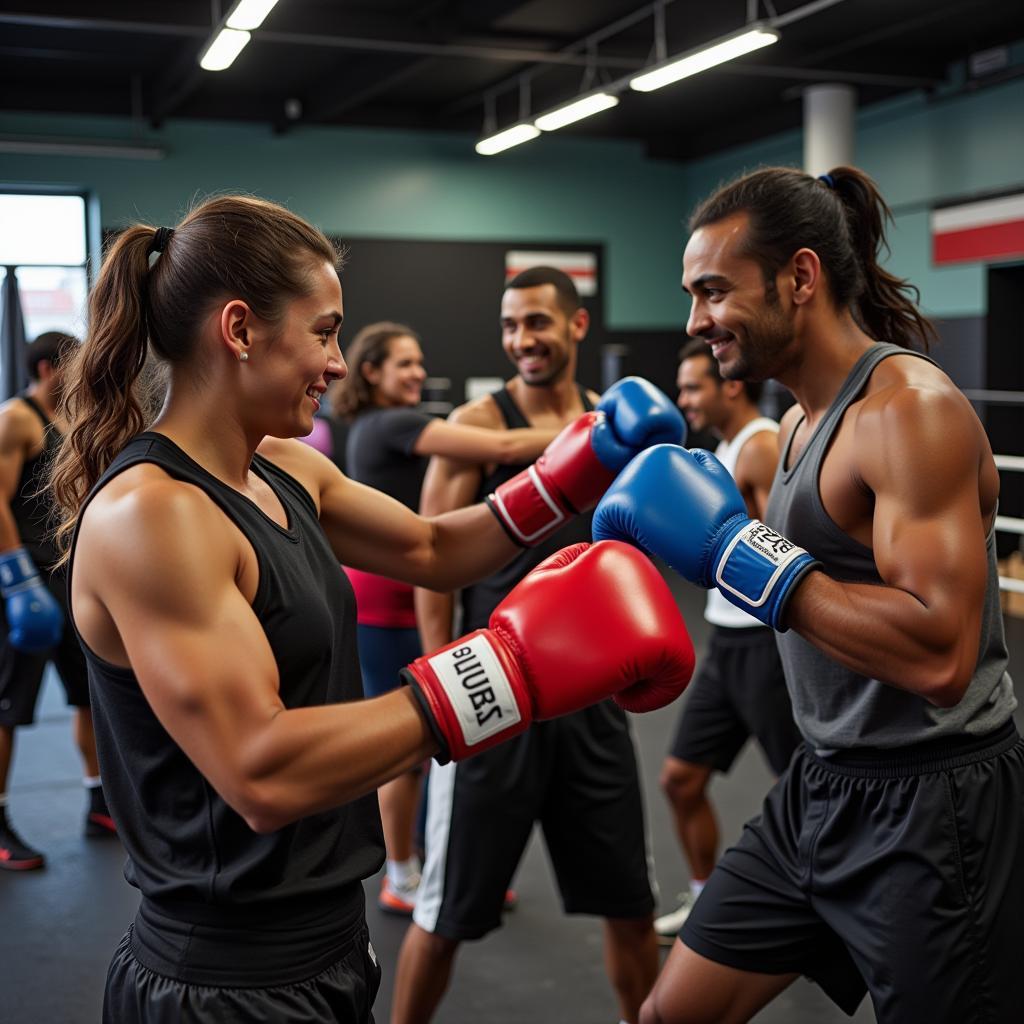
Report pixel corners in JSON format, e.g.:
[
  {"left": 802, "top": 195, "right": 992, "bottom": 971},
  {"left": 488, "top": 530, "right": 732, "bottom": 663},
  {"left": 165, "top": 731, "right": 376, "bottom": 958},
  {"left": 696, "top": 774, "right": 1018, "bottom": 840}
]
[{"left": 378, "top": 874, "right": 420, "bottom": 916}]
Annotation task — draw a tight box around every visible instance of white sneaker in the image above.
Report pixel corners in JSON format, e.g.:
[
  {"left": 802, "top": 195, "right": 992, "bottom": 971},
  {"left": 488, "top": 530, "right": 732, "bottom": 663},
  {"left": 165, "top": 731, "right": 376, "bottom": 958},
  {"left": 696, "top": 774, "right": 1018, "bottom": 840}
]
[{"left": 654, "top": 892, "right": 697, "bottom": 944}]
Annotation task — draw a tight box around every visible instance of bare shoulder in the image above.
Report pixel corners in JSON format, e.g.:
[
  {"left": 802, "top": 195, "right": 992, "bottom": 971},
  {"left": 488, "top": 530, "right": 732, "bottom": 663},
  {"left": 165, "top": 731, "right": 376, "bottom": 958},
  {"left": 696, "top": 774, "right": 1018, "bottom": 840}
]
[
  {"left": 585, "top": 388, "right": 602, "bottom": 407},
  {"left": 448, "top": 394, "right": 503, "bottom": 429},
  {"left": 853, "top": 367, "right": 987, "bottom": 507},
  {"left": 858, "top": 353, "right": 978, "bottom": 438},
  {"left": 734, "top": 426, "right": 781, "bottom": 496},
  {"left": 80, "top": 465, "right": 238, "bottom": 581},
  {"left": 739, "top": 427, "right": 781, "bottom": 469},
  {"left": 257, "top": 435, "right": 322, "bottom": 475},
  {"left": 257, "top": 435, "right": 340, "bottom": 507},
  {"left": 0, "top": 398, "right": 40, "bottom": 447}
]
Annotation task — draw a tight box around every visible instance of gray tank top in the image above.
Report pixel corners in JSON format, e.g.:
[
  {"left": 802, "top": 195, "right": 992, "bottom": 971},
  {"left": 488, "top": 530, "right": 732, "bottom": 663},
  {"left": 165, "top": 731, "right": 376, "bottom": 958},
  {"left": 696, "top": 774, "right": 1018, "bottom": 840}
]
[{"left": 766, "top": 343, "right": 1016, "bottom": 751}]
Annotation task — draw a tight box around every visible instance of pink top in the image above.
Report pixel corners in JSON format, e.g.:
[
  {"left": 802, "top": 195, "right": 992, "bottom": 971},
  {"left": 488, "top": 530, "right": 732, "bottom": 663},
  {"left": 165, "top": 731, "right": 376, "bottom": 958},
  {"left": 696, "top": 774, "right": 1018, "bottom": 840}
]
[{"left": 343, "top": 566, "right": 417, "bottom": 628}]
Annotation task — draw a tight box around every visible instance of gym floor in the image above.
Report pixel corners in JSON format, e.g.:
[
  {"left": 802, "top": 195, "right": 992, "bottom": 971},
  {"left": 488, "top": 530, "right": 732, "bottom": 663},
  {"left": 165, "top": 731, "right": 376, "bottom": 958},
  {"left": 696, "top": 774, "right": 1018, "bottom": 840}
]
[{"left": 3, "top": 575, "right": 1021, "bottom": 1024}]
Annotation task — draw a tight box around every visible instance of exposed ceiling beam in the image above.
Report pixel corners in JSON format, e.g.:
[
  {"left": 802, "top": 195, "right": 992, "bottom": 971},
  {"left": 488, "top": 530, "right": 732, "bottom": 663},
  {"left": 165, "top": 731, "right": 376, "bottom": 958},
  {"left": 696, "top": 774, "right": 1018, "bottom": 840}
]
[
  {"left": 0, "top": 12, "right": 642, "bottom": 69},
  {"left": 0, "top": 13, "right": 208, "bottom": 37},
  {"left": 725, "top": 64, "right": 941, "bottom": 89},
  {"left": 257, "top": 28, "right": 642, "bottom": 68},
  {"left": 0, "top": 44, "right": 138, "bottom": 64},
  {"left": 147, "top": 40, "right": 208, "bottom": 127},
  {"left": 281, "top": 0, "right": 530, "bottom": 130},
  {"left": 298, "top": 61, "right": 431, "bottom": 126}
]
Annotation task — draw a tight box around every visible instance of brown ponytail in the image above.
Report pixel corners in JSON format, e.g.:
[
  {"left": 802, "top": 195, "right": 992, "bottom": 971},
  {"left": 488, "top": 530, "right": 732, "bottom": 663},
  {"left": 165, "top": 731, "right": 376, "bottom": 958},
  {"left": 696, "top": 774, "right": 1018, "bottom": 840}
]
[
  {"left": 51, "top": 195, "right": 344, "bottom": 558},
  {"left": 826, "top": 166, "right": 936, "bottom": 351},
  {"left": 50, "top": 226, "right": 155, "bottom": 558},
  {"left": 689, "top": 165, "right": 935, "bottom": 351}
]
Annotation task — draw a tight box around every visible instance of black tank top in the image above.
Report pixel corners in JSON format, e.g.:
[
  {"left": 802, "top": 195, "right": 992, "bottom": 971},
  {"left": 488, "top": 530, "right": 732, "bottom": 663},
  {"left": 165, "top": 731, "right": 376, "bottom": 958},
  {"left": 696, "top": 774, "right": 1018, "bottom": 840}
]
[
  {"left": 68, "top": 433, "right": 384, "bottom": 929},
  {"left": 461, "top": 387, "right": 595, "bottom": 631},
  {"left": 12, "top": 396, "right": 60, "bottom": 569}
]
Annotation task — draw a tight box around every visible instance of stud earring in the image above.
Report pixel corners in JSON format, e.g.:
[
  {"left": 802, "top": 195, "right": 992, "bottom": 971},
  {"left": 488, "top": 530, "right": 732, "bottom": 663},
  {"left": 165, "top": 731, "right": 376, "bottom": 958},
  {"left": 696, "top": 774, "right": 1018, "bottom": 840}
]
[{"left": 239, "top": 352, "right": 249, "bottom": 362}]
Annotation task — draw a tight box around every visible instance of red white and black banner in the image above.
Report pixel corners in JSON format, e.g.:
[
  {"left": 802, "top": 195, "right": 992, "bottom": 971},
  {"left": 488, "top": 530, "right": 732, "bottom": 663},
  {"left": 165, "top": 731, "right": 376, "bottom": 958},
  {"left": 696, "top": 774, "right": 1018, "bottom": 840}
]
[
  {"left": 931, "top": 193, "right": 1024, "bottom": 266},
  {"left": 505, "top": 250, "right": 598, "bottom": 296}
]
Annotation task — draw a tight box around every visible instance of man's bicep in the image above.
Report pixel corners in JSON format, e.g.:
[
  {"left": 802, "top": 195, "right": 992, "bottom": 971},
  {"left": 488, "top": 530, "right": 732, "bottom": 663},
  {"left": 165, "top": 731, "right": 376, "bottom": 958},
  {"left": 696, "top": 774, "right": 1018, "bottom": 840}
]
[
  {"left": 864, "top": 393, "right": 988, "bottom": 611},
  {"left": 0, "top": 415, "right": 28, "bottom": 500},
  {"left": 735, "top": 434, "right": 779, "bottom": 520}
]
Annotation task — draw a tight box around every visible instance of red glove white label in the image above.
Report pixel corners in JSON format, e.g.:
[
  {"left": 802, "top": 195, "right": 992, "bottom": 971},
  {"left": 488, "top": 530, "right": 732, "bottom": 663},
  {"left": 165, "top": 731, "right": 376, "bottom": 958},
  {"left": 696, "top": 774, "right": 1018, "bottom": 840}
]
[{"left": 424, "top": 633, "right": 523, "bottom": 748}]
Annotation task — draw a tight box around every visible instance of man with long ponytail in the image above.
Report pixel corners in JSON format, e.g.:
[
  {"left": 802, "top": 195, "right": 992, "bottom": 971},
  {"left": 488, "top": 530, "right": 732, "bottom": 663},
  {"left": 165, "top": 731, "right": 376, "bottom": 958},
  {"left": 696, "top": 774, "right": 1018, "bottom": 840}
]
[{"left": 592, "top": 166, "right": 1020, "bottom": 1024}]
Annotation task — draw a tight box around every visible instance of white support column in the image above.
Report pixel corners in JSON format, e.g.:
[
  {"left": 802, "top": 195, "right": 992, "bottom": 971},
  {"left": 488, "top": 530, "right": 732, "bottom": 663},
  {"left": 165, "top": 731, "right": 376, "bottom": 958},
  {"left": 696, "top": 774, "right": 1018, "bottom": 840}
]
[{"left": 803, "top": 83, "right": 856, "bottom": 175}]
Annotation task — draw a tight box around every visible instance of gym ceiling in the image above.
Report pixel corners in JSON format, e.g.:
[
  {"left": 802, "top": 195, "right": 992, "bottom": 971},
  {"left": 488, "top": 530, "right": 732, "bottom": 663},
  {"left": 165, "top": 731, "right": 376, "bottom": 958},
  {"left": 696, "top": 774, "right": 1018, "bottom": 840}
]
[{"left": 2, "top": 0, "right": 1022, "bottom": 161}]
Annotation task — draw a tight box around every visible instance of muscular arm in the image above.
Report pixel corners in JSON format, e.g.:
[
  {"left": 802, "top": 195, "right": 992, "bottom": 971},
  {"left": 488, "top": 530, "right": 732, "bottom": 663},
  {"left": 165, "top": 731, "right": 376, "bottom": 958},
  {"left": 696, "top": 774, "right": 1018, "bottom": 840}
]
[
  {"left": 733, "top": 429, "right": 779, "bottom": 520},
  {"left": 81, "top": 480, "right": 437, "bottom": 834},
  {"left": 258, "top": 432, "right": 518, "bottom": 593},
  {"left": 786, "top": 387, "right": 989, "bottom": 706},
  {"left": 0, "top": 404, "right": 31, "bottom": 551},
  {"left": 413, "top": 418, "right": 556, "bottom": 465},
  {"left": 414, "top": 408, "right": 491, "bottom": 649}
]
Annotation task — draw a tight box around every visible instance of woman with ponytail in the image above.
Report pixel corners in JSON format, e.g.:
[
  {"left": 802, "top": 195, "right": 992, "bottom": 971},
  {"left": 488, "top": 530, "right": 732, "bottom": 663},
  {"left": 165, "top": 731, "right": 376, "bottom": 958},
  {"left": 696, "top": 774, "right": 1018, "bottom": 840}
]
[
  {"left": 598, "top": 166, "right": 1020, "bottom": 1024},
  {"left": 333, "top": 322, "right": 555, "bottom": 916},
  {"left": 51, "top": 195, "right": 687, "bottom": 1023}
]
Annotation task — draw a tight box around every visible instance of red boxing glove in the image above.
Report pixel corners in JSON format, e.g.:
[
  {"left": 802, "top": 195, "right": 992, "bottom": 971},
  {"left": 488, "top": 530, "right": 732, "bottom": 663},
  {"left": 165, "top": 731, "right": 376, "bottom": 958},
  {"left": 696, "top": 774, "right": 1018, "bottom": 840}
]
[
  {"left": 486, "top": 412, "right": 615, "bottom": 546},
  {"left": 403, "top": 541, "right": 695, "bottom": 762}
]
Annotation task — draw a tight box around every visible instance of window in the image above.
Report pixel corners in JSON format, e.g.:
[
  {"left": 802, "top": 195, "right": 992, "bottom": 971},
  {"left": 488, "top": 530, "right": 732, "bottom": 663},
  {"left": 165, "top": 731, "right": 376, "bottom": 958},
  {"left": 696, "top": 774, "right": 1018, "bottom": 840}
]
[
  {"left": 0, "top": 194, "right": 87, "bottom": 266},
  {"left": 0, "top": 190, "right": 92, "bottom": 396}
]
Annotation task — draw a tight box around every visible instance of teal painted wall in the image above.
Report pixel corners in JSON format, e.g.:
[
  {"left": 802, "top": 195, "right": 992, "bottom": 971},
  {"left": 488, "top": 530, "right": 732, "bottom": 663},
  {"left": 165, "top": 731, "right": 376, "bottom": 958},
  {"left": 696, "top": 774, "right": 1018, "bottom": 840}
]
[
  {"left": 681, "top": 78, "right": 1024, "bottom": 319},
  {"left": 0, "top": 111, "right": 690, "bottom": 330},
  {"left": 2, "top": 73, "right": 1022, "bottom": 329}
]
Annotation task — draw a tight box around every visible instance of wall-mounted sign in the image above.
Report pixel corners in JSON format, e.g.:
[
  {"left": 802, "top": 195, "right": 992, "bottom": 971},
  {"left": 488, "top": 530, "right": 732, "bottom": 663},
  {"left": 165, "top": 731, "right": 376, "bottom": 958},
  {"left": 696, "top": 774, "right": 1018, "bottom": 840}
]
[
  {"left": 505, "top": 250, "right": 598, "bottom": 296},
  {"left": 932, "top": 193, "right": 1024, "bottom": 266}
]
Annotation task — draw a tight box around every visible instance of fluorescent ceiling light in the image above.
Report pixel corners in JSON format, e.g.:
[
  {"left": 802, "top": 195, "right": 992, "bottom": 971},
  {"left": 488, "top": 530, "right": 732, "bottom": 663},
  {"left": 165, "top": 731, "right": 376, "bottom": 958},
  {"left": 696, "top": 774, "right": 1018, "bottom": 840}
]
[
  {"left": 0, "top": 135, "right": 165, "bottom": 160},
  {"left": 199, "top": 27, "right": 251, "bottom": 71},
  {"left": 226, "top": 0, "right": 280, "bottom": 31},
  {"left": 534, "top": 92, "right": 620, "bottom": 132},
  {"left": 475, "top": 123, "right": 541, "bottom": 156},
  {"left": 630, "top": 25, "right": 780, "bottom": 93}
]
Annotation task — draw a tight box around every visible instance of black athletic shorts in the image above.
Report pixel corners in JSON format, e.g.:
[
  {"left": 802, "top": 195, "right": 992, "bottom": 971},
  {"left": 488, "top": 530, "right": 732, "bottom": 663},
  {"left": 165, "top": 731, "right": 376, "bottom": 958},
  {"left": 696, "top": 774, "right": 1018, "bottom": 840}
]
[
  {"left": 680, "top": 719, "right": 1024, "bottom": 1022},
  {"left": 103, "top": 899, "right": 381, "bottom": 1023},
  {"left": 669, "top": 625, "right": 800, "bottom": 775},
  {"left": 415, "top": 702, "right": 655, "bottom": 940},
  {"left": 0, "top": 569, "right": 89, "bottom": 727}
]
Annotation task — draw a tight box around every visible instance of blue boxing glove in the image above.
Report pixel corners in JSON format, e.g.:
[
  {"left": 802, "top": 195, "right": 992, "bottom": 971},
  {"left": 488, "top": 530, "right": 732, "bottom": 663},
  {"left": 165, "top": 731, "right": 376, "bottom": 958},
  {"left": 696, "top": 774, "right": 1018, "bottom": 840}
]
[
  {"left": 593, "top": 445, "right": 820, "bottom": 630},
  {"left": 487, "top": 376, "right": 686, "bottom": 547},
  {"left": 592, "top": 376, "right": 687, "bottom": 472},
  {"left": 0, "top": 547, "right": 63, "bottom": 652}
]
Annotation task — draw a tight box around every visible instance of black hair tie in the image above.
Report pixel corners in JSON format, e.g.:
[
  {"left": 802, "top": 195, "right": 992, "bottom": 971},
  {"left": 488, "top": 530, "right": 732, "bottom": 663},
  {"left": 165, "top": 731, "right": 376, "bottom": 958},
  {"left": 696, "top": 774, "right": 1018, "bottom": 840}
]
[{"left": 149, "top": 226, "right": 175, "bottom": 255}]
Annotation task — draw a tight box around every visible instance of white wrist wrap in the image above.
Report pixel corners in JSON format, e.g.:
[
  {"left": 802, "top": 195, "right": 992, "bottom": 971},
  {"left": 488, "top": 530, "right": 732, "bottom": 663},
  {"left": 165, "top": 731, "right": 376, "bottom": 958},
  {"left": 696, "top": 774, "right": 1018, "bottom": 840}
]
[{"left": 426, "top": 633, "right": 522, "bottom": 748}]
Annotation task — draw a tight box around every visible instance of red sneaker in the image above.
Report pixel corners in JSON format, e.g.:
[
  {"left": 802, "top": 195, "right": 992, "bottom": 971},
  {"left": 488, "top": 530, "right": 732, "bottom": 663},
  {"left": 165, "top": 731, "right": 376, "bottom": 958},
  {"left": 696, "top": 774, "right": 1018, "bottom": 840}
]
[
  {"left": 503, "top": 889, "right": 518, "bottom": 911},
  {"left": 84, "top": 786, "right": 118, "bottom": 837}
]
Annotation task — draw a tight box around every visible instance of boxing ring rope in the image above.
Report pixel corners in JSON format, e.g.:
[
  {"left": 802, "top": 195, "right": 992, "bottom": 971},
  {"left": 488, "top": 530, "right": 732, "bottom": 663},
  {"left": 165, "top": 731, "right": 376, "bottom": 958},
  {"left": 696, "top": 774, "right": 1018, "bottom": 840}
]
[
  {"left": 959, "top": 391, "right": 1024, "bottom": 596},
  {"left": 990, "top": 437, "right": 1024, "bottom": 597}
]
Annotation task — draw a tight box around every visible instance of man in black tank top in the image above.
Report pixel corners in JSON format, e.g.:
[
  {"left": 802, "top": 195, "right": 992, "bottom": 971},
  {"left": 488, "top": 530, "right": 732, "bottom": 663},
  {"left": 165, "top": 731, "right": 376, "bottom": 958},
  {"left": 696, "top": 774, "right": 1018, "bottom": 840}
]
[
  {"left": 592, "top": 167, "right": 1022, "bottom": 1024},
  {"left": 392, "top": 268, "right": 659, "bottom": 1024},
  {"left": 0, "top": 333, "right": 113, "bottom": 872}
]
